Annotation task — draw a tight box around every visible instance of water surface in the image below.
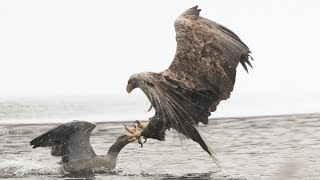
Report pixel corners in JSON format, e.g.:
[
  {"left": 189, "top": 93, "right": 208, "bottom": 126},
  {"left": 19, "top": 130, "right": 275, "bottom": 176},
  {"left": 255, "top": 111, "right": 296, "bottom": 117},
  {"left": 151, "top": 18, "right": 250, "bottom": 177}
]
[{"left": 1, "top": 114, "right": 319, "bottom": 179}]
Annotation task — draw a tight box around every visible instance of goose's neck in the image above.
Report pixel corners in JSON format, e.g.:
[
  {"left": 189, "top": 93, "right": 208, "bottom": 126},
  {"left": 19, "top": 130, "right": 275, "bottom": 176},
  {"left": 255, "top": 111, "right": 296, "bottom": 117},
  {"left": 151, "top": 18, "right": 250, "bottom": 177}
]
[
  {"left": 107, "top": 150, "right": 120, "bottom": 159},
  {"left": 107, "top": 142, "right": 126, "bottom": 158},
  {"left": 100, "top": 142, "right": 125, "bottom": 169}
]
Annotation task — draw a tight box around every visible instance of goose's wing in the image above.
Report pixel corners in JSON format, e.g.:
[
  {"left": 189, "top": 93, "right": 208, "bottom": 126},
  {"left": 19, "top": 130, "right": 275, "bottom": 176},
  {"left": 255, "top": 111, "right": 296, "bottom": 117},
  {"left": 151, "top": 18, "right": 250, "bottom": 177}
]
[{"left": 30, "top": 121, "right": 96, "bottom": 162}]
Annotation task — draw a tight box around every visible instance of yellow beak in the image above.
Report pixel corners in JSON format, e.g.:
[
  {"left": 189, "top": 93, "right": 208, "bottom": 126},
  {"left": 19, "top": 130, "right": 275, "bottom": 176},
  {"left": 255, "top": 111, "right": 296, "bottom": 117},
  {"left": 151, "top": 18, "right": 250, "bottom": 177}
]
[{"left": 126, "top": 83, "right": 133, "bottom": 93}]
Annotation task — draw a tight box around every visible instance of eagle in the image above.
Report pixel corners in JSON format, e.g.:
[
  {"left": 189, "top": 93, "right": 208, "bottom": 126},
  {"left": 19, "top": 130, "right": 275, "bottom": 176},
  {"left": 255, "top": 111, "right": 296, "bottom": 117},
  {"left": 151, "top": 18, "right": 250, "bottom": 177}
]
[{"left": 125, "top": 6, "right": 252, "bottom": 167}]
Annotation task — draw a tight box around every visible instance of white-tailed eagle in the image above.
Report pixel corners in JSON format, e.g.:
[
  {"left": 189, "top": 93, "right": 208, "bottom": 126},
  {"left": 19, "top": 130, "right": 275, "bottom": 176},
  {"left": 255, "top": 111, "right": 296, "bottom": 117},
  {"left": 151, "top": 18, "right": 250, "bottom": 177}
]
[{"left": 125, "top": 6, "right": 252, "bottom": 167}]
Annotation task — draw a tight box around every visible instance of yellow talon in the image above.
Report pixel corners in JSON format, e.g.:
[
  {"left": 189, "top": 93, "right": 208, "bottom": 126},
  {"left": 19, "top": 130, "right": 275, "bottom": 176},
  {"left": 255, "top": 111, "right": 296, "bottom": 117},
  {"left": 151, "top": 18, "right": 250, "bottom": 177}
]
[
  {"left": 123, "top": 124, "right": 144, "bottom": 147},
  {"left": 133, "top": 120, "right": 147, "bottom": 130}
]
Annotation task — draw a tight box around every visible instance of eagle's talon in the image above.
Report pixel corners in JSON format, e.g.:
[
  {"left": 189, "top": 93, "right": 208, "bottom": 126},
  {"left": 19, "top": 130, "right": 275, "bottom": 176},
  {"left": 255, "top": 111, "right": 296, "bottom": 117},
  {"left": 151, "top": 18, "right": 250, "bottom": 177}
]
[
  {"left": 123, "top": 123, "right": 144, "bottom": 147},
  {"left": 133, "top": 120, "right": 147, "bottom": 130}
]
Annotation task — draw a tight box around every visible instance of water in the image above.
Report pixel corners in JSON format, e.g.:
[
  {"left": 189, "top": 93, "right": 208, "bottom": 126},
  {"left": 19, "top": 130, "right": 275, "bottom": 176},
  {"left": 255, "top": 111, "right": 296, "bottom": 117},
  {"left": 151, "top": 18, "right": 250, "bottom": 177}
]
[
  {"left": 0, "top": 95, "right": 155, "bottom": 124},
  {"left": 1, "top": 114, "right": 320, "bottom": 179},
  {"left": 0, "top": 93, "right": 318, "bottom": 124}
]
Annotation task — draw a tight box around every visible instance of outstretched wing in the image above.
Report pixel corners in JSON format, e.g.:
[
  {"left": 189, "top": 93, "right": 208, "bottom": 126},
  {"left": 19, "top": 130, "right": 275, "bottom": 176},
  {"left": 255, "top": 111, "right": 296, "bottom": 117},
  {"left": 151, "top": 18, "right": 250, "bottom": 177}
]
[
  {"left": 30, "top": 121, "right": 96, "bottom": 162},
  {"left": 139, "top": 6, "right": 252, "bottom": 166},
  {"left": 164, "top": 5, "right": 252, "bottom": 109}
]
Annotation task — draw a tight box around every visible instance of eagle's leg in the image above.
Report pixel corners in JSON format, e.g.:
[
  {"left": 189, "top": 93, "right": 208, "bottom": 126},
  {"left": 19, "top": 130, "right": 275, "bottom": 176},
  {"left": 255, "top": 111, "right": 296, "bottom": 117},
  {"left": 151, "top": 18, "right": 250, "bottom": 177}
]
[
  {"left": 123, "top": 124, "right": 144, "bottom": 148},
  {"left": 133, "top": 120, "right": 148, "bottom": 143},
  {"left": 133, "top": 120, "right": 147, "bottom": 130},
  {"left": 123, "top": 124, "right": 134, "bottom": 134}
]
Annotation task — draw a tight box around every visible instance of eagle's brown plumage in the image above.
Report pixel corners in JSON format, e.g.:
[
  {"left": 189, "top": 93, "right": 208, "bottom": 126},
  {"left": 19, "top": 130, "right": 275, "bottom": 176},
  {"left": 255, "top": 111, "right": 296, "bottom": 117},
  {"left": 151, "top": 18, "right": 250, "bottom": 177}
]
[{"left": 127, "top": 6, "right": 252, "bottom": 166}]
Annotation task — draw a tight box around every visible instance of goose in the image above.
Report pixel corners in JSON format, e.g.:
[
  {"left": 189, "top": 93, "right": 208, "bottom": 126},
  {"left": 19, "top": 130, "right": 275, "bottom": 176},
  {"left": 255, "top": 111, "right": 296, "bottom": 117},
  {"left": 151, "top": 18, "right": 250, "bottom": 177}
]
[{"left": 30, "top": 121, "right": 134, "bottom": 172}]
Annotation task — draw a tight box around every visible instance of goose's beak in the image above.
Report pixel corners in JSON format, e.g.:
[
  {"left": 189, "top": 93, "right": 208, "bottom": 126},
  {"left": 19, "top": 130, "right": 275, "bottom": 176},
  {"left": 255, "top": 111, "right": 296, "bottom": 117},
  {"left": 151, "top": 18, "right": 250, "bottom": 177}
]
[{"left": 127, "top": 136, "right": 136, "bottom": 142}]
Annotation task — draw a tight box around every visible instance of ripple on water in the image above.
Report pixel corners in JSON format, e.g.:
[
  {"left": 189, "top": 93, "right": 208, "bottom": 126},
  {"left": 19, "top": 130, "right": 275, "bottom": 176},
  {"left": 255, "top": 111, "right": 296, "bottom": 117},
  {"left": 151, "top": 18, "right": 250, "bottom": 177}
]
[{"left": 0, "top": 114, "right": 320, "bottom": 179}]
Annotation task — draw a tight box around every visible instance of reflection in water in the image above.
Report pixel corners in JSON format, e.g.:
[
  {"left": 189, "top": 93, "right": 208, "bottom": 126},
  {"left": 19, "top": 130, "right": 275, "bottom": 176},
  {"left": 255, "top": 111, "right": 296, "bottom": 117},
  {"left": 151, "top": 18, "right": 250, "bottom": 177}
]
[{"left": 0, "top": 114, "right": 319, "bottom": 179}]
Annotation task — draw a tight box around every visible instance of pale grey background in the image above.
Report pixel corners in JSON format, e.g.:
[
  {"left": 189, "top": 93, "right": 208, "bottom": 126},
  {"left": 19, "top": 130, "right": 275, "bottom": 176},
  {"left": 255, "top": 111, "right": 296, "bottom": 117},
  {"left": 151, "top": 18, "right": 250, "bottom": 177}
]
[{"left": 0, "top": 0, "right": 319, "bottom": 119}]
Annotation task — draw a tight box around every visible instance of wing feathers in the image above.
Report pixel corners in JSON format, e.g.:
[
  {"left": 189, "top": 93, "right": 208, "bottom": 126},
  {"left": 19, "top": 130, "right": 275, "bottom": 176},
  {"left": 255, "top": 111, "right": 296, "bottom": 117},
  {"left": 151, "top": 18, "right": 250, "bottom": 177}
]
[
  {"left": 181, "top": 5, "right": 201, "bottom": 16},
  {"left": 141, "top": 76, "right": 218, "bottom": 159},
  {"left": 30, "top": 121, "right": 96, "bottom": 162},
  {"left": 135, "top": 6, "right": 252, "bottom": 166},
  {"left": 168, "top": 5, "right": 252, "bottom": 110},
  {"left": 196, "top": 126, "right": 220, "bottom": 168}
]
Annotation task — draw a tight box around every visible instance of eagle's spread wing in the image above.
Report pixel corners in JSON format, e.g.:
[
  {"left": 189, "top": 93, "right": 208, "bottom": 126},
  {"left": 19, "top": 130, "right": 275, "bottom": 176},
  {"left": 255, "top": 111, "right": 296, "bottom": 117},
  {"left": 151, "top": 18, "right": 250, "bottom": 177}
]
[
  {"left": 164, "top": 5, "right": 251, "bottom": 110},
  {"left": 30, "top": 121, "right": 96, "bottom": 163},
  {"left": 134, "top": 6, "right": 251, "bottom": 166}
]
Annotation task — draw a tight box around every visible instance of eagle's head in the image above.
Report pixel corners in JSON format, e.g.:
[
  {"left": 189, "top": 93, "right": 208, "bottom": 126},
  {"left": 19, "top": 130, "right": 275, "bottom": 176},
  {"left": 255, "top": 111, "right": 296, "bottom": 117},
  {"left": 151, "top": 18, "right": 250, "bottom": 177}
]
[{"left": 126, "top": 73, "right": 142, "bottom": 93}]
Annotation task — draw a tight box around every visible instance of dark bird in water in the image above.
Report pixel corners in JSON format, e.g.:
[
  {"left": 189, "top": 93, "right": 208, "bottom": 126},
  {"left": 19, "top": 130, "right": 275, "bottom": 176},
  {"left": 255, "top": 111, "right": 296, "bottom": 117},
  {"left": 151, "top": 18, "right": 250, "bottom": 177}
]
[
  {"left": 30, "top": 121, "right": 135, "bottom": 172},
  {"left": 125, "top": 6, "right": 252, "bottom": 167}
]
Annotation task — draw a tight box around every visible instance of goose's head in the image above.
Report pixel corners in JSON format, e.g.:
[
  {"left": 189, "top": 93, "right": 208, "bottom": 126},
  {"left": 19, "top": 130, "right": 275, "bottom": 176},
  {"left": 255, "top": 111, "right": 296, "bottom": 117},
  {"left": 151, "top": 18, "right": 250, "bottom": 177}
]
[{"left": 108, "top": 135, "right": 135, "bottom": 155}]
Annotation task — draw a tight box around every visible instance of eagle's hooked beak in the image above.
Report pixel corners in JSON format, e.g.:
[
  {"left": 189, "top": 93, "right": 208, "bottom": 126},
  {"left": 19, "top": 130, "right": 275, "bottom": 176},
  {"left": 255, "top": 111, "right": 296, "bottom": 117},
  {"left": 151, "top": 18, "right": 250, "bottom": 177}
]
[{"left": 126, "top": 83, "right": 133, "bottom": 93}]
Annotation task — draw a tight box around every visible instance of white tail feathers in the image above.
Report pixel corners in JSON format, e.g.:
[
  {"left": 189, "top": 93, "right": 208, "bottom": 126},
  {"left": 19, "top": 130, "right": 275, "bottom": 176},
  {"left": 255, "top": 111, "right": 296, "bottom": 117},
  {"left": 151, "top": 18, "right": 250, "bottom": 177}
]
[{"left": 195, "top": 126, "right": 221, "bottom": 169}]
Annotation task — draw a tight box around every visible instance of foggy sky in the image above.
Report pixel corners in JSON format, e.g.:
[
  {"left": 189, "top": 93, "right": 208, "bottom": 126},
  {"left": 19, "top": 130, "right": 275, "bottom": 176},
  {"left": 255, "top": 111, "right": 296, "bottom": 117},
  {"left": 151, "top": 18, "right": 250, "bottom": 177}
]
[{"left": 0, "top": 1, "right": 319, "bottom": 109}]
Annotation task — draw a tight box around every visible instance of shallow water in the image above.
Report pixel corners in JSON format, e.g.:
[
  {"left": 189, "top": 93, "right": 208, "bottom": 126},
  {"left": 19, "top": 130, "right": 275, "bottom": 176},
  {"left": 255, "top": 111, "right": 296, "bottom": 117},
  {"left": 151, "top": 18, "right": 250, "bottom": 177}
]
[{"left": 1, "top": 114, "right": 320, "bottom": 179}]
